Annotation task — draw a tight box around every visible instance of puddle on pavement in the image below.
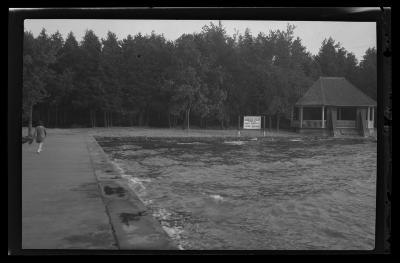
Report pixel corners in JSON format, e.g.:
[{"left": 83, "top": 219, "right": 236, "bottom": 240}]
[
  {"left": 120, "top": 211, "right": 147, "bottom": 225},
  {"left": 103, "top": 186, "right": 126, "bottom": 198}
]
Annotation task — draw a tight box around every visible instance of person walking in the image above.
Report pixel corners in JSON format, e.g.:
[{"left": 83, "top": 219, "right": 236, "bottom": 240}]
[{"left": 33, "top": 121, "right": 47, "bottom": 154}]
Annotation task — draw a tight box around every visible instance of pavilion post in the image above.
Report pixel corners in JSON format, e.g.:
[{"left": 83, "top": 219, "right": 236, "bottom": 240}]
[
  {"left": 300, "top": 106, "right": 303, "bottom": 128},
  {"left": 263, "top": 115, "right": 266, "bottom": 137},
  {"left": 367, "top": 107, "right": 371, "bottom": 128},
  {"left": 372, "top": 107, "right": 375, "bottom": 127},
  {"left": 238, "top": 115, "right": 241, "bottom": 137},
  {"left": 290, "top": 107, "right": 294, "bottom": 127}
]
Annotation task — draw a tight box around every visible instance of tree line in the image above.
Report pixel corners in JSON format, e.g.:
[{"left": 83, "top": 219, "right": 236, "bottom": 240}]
[{"left": 23, "top": 22, "right": 377, "bottom": 135}]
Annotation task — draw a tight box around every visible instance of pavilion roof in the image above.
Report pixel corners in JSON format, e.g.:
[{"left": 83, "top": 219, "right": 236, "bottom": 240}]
[{"left": 295, "top": 77, "right": 377, "bottom": 107}]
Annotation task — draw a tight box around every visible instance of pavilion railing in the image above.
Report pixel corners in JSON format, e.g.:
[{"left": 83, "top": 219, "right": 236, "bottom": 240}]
[{"left": 336, "top": 120, "right": 356, "bottom": 128}]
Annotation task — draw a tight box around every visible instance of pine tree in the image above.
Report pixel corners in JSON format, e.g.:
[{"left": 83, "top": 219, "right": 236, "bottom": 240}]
[{"left": 23, "top": 29, "right": 57, "bottom": 136}]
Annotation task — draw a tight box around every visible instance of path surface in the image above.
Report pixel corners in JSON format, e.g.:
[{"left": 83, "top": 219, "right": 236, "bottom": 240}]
[{"left": 22, "top": 130, "right": 117, "bottom": 249}]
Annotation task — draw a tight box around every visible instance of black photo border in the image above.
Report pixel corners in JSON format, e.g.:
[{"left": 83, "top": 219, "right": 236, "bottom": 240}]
[{"left": 8, "top": 5, "right": 392, "bottom": 255}]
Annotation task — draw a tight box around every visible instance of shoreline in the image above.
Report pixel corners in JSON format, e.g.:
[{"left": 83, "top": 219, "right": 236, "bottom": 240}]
[
  {"left": 86, "top": 135, "right": 178, "bottom": 249},
  {"left": 23, "top": 126, "right": 376, "bottom": 140}
]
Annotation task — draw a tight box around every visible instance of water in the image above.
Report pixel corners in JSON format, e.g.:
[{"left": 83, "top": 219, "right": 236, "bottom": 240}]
[{"left": 96, "top": 136, "right": 376, "bottom": 250}]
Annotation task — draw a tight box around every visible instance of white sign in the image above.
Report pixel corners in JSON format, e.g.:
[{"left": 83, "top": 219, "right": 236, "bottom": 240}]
[{"left": 243, "top": 116, "right": 261, "bottom": 129}]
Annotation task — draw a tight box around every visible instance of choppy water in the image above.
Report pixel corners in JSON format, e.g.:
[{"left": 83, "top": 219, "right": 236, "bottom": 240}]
[{"left": 96, "top": 136, "right": 376, "bottom": 250}]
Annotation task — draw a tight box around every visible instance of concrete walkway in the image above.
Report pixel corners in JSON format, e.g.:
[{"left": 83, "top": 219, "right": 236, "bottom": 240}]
[
  {"left": 22, "top": 129, "right": 176, "bottom": 250},
  {"left": 22, "top": 130, "right": 117, "bottom": 249}
]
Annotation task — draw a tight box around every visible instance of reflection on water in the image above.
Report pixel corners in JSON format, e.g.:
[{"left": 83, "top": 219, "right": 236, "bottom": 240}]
[{"left": 97, "top": 137, "right": 376, "bottom": 250}]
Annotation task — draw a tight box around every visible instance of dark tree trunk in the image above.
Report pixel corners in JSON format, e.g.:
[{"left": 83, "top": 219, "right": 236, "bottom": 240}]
[
  {"left": 104, "top": 110, "right": 107, "bottom": 127},
  {"left": 60, "top": 107, "right": 63, "bottom": 127},
  {"left": 138, "top": 113, "right": 143, "bottom": 126},
  {"left": 55, "top": 105, "right": 58, "bottom": 128},
  {"left": 269, "top": 115, "right": 272, "bottom": 132},
  {"left": 111, "top": 112, "right": 113, "bottom": 127},
  {"left": 186, "top": 108, "right": 190, "bottom": 130},
  {"left": 47, "top": 108, "right": 50, "bottom": 128},
  {"left": 145, "top": 110, "right": 149, "bottom": 126},
  {"left": 61, "top": 108, "right": 65, "bottom": 127},
  {"left": 107, "top": 111, "right": 109, "bottom": 127},
  {"left": 28, "top": 104, "right": 33, "bottom": 137},
  {"left": 90, "top": 110, "right": 96, "bottom": 128},
  {"left": 276, "top": 114, "right": 280, "bottom": 133},
  {"left": 64, "top": 108, "right": 66, "bottom": 127}
]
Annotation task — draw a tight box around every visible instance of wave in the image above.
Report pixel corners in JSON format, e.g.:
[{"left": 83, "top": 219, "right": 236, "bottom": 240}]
[
  {"left": 111, "top": 159, "right": 125, "bottom": 174},
  {"left": 162, "top": 225, "right": 185, "bottom": 250},
  {"left": 152, "top": 208, "right": 185, "bottom": 250},
  {"left": 224, "top": 141, "right": 245, "bottom": 145},
  {"left": 177, "top": 142, "right": 206, "bottom": 145},
  {"left": 110, "top": 159, "right": 187, "bottom": 248},
  {"left": 209, "top": 194, "right": 225, "bottom": 202},
  {"left": 110, "top": 159, "right": 151, "bottom": 200}
]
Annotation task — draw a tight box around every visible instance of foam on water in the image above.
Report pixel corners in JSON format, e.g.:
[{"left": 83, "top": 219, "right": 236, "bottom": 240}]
[
  {"left": 224, "top": 140, "right": 245, "bottom": 145},
  {"left": 209, "top": 194, "right": 225, "bottom": 202},
  {"left": 177, "top": 142, "right": 206, "bottom": 145},
  {"left": 111, "top": 159, "right": 125, "bottom": 174},
  {"left": 162, "top": 225, "right": 185, "bottom": 250},
  {"left": 126, "top": 177, "right": 146, "bottom": 190},
  {"left": 153, "top": 207, "right": 172, "bottom": 220},
  {"left": 110, "top": 159, "right": 151, "bottom": 200},
  {"left": 143, "top": 199, "right": 153, "bottom": 205},
  {"left": 152, "top": 208, "right": 186, "bottom": 250}
]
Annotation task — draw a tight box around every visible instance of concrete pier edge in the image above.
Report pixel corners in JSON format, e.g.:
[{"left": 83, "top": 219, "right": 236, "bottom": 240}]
[{"left": 85, "top": 134, "right": 178, "bottom": 250}]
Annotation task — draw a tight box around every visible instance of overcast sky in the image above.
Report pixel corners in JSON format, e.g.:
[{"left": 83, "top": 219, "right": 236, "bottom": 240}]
[{"left": 24, "top": 19, "right": 376, "bottom": 63}]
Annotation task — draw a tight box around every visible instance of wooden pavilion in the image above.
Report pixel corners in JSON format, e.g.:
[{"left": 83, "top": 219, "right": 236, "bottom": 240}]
[{"left": 290, "top": 77, "right": 376, "bottom": 137}]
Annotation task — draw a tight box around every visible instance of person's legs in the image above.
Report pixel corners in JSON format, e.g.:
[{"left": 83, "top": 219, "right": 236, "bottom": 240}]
[{"left": 37, "top": 142, "right": 43, "bottom": 153}]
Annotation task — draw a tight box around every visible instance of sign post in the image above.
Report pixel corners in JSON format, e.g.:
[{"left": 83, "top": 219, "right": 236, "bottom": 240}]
[
  {"left": 263, "top": 115, "right": 266, "bottom": 137},
  {"left": 237, "top": 115, "right": 241, "bottom": 136}
]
